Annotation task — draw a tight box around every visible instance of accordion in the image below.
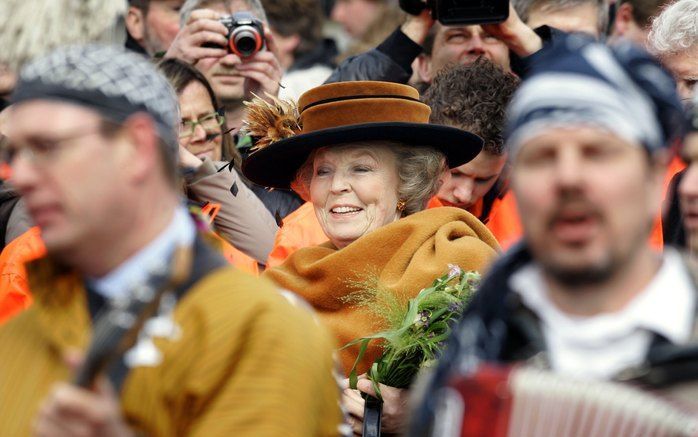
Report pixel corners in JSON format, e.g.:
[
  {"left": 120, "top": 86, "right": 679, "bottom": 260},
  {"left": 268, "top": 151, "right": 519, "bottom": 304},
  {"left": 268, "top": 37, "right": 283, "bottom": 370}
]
[{"left": 429, "top": 365, "right": 698, "bottom": 437}]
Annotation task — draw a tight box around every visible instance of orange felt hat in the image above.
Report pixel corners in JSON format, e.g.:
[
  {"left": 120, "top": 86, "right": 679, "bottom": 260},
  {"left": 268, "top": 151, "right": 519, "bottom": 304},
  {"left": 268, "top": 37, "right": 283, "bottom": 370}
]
[{"left": 242, "top": 81, "right": 483, "bottom": 189}]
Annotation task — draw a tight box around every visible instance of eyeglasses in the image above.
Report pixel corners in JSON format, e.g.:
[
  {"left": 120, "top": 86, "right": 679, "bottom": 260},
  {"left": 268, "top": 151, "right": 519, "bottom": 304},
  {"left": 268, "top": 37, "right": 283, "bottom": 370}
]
[
  {"left": 179, "top": 112, "right": 225, "bottom": 139},
  {"left": 0, "top": 126, "right": 105, "bottom": 167}
]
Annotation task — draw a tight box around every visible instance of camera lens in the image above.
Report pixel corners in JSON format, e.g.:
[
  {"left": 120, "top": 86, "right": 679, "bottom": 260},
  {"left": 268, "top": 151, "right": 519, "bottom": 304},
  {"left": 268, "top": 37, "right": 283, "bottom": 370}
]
[{"left": 232, "top": 26, "right": 261, "bottom": 57}]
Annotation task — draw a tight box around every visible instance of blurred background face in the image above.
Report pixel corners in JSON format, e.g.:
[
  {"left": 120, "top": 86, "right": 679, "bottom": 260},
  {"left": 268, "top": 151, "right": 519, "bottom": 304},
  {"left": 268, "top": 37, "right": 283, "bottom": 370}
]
[
  {"left": 129, "top": 0, "right": 184, "bottom": 55},
  {"left": 511, "top": 126, "right": 662, "bottom": 285},
  {"left": 661, "top": 46, "right": 698, "bottom": 102},
  {"left": 310, "top": 145, "right": 401, "bottom": 249},
  {"left": 331, "top": 0, "right": 381, "bottom": 39},
  {"left": 437, "top": 150, "right": 506, "bottom": 211},
  {"left": 178, "top": 80, "right": 223, "bottom": 161},
  {"left": 420, "top": 25, "right": 511, "bottom": 82},
  {"left": 678, "top": 132, "right": 698, "bottom": 252}
]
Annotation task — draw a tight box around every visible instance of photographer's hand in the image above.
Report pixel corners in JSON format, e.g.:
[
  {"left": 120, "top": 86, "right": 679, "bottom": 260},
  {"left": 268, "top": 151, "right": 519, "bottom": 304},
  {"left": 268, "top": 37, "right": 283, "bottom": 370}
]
[
  {"left": 482, "top": 4, "right": 542, "bottom": 57},
  {"left": 400, "top": 8, "right": 435, "bottom": 46},
  {"left": 237, "top": 27, "right": 283, "bottom": 100},
  {"left": 165, "top": 9, "right": 229, "bottom": 64}
]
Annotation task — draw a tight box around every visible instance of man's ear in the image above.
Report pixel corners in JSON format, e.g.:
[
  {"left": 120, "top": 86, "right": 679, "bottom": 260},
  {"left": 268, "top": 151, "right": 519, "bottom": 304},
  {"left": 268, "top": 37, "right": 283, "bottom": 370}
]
[
  {"left": 125, "top": 6, "right": 146, "bottom": 43},
  {"left": 415, "top": 53, "right": 434, "bottom": 84},
  {"left": 612, "top": 2, "right": 635, "bottom": 37},
  {"left": 119, "top": 113, "right": 162, "bottom": 184}
]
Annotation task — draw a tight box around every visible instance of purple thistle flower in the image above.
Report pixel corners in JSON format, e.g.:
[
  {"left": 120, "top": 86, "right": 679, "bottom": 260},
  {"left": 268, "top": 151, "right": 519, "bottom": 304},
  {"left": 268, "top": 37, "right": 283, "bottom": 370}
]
[
  {"left": 447, "top": 264, "right": 463, "bottom": 281},
  {"left": 413, "top": 310, "right": 431, "bottom": 328},
  {"left": 448, "top": 302, "right": 463, "bottom": 313}
]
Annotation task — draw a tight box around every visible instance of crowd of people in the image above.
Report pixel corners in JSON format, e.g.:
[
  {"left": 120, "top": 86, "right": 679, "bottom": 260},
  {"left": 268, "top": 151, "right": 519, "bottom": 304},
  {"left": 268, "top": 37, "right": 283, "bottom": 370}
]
[{"left": 0, "top": 0, "right": 696, "bottom": 435}]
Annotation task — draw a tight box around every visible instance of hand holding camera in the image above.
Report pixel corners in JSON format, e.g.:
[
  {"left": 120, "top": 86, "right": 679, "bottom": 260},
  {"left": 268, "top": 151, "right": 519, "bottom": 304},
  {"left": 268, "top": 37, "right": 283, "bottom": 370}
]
[
  {"left": 399, "top": 1, "right": 542, "bottom": 59},
  {"left": 165, "top": 9, "right": 229, "bottom": 65},
  {"left": 480, "top": 4, "right": 543, "bottom": 57}
]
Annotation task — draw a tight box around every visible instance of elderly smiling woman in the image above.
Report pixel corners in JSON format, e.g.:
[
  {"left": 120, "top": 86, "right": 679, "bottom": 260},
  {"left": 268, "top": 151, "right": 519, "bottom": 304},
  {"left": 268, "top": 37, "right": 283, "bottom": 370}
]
[{"left": 242, "top": 81, "right": 500, "bottom": 434}]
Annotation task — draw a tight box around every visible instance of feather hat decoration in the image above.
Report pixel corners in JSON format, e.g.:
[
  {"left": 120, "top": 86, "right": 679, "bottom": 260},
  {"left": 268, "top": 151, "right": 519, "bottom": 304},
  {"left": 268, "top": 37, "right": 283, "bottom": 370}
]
[{"left": 243, "top": 93, "right": 302, "bottom": 150}]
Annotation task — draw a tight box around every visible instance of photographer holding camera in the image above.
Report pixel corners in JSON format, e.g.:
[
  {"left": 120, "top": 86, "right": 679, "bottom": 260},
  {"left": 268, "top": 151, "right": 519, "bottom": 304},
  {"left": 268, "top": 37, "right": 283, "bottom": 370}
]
[
  {"left": 327, "top": 1, "right": 544, "bottom": 85},
  {"left": 165, "top": 0, "right": 283, "bottom": 134}
]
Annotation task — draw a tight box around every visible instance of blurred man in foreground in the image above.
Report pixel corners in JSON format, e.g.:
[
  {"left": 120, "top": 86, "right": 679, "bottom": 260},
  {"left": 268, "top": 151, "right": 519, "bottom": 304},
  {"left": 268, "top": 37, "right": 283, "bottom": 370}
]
[
  {"left": 0, "top": 44, "right": 340, "bottom": 436},
  {"left": 412, "top": 34, "right": 697, "bottom": 433}
]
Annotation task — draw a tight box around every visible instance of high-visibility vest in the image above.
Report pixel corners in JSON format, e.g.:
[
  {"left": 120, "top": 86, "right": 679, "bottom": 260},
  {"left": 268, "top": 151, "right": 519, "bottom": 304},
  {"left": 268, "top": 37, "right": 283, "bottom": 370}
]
[
  {"left": 0, "top": 226, "right": 44, "bottom": 324},
  {"left": 200, "top": 203, "right": 259, "bottom": 275}
]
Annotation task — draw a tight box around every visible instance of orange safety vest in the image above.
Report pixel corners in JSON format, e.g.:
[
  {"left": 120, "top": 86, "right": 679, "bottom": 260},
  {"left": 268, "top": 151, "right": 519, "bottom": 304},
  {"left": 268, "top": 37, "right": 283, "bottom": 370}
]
[
  {"left": 200, "top": 203, "right": 259, "bottom": 276},
  {"left": 0, "top": 226, "right": 44, "bottom": 324},
  {"left": 0, "top": 205, "right": 259, "bottom": 325},
  {"left": 267, "top": 202, "right": 328, "bottom": 268}
]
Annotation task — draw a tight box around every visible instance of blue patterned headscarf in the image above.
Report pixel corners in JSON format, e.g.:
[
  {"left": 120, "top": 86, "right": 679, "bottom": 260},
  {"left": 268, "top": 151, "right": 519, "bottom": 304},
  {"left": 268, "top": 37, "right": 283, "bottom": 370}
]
[{"left": 506, "top": 34, "right": 685, "bottom": 154}]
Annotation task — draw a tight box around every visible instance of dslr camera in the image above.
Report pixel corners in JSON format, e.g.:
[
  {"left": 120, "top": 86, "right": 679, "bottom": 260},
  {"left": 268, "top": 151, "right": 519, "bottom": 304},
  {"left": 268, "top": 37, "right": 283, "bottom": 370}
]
[
  {"left": 218, "top": 11, "right": 266, "bottom": 58},
  {"left": 399, "top": 0, "right": 509, "bottom": 25}
]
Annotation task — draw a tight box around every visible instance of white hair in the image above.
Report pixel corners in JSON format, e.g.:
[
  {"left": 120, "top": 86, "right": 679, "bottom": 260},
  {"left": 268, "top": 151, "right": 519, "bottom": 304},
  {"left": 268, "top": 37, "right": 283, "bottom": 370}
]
[
  {"left": 648, "top": 0, "right": 698, "bottom": 56},
  {"left": 180, "top": 0, "right": 268, "bottom": 27}
]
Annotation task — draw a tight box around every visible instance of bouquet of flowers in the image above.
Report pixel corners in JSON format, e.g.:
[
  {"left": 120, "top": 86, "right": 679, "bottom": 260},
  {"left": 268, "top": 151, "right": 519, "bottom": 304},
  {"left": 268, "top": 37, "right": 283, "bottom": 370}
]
[{"left": 342, "top": 265, "right": 481, "bottom": 399}]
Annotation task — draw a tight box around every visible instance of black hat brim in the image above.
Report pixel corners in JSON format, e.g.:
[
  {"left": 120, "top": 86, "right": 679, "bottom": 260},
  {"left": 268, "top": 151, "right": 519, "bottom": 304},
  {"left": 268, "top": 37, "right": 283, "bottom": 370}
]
[{"left": 242, "top": 122, "right": 483, "bottom": 189}]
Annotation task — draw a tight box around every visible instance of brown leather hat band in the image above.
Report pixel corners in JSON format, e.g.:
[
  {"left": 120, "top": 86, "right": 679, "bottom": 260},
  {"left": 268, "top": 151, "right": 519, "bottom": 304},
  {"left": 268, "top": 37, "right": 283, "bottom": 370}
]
[{"left": 301, "top": 99, "right": 432, "bottom": 132}]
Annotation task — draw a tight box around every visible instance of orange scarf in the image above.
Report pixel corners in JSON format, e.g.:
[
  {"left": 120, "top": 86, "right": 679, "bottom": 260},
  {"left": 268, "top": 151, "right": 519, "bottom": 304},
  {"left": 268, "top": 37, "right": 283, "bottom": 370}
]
[{"left": 264, "top": 207, "right": 500, "bottom": 375}]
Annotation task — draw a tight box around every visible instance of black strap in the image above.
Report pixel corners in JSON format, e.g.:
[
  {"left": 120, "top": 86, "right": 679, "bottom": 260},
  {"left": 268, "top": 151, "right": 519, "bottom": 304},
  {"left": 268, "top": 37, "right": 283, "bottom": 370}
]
[
  {"left": 0, "top": 188, "right": 21, "bottom": 248},
  {"left": 95, "top": 235, "right": 227, "bottom": 393},
  {"left": 362, "top": 395, "right": 383, "bottom": 437}
]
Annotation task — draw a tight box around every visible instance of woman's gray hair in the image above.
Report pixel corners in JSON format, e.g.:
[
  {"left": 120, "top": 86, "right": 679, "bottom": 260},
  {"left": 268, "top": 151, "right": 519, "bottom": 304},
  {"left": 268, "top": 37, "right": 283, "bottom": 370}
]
[
  {"left": 291, "top": 141, "right": 447, "bottom": 217},
  {"left": 648, "top": 0, "right": 698, "bottom": 56}
]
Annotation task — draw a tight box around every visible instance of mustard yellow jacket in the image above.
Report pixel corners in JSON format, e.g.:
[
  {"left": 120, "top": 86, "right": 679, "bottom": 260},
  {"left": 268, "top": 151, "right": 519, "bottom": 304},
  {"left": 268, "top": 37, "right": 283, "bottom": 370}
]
[{"left": 0, "top": 241, "right": 342, "bottom": 436}]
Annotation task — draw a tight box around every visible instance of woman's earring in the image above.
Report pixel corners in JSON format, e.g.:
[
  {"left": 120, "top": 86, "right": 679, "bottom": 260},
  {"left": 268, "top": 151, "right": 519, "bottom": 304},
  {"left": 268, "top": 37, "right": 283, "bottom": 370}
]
[{"left": 396, "top": 200, "right": 406, "bottom": 212}]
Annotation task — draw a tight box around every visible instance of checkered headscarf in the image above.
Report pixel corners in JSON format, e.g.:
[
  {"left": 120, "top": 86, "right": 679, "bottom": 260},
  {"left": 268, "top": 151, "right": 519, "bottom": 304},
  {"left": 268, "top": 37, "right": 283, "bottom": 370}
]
[{"left": 12, "top": 44, "right": 180, "bottom": 165}]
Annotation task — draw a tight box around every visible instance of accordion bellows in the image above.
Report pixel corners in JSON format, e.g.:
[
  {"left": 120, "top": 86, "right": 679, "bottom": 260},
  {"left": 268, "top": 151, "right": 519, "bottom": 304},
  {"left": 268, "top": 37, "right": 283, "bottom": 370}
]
[{"left": 435, "top": 366, "right": 698, "bottom": 437}]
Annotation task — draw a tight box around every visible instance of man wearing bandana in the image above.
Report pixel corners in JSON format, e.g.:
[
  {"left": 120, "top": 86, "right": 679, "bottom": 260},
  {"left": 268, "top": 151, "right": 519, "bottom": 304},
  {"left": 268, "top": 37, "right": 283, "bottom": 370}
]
[
  {"left": 0, "top": 45, "right": 341, "bottom": 436},
  {"left": 411, "top": 33, "right": 698, "bottom": 432}
]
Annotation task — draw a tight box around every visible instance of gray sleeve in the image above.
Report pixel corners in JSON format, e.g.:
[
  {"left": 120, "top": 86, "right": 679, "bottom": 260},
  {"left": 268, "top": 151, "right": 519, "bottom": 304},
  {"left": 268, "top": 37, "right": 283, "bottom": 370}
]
[
  {"left": 186, "top": 159, "right": 279, "bottom": 264},
  {"left": 5, "top": 198, "right": 32, "bottom": 246}
]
